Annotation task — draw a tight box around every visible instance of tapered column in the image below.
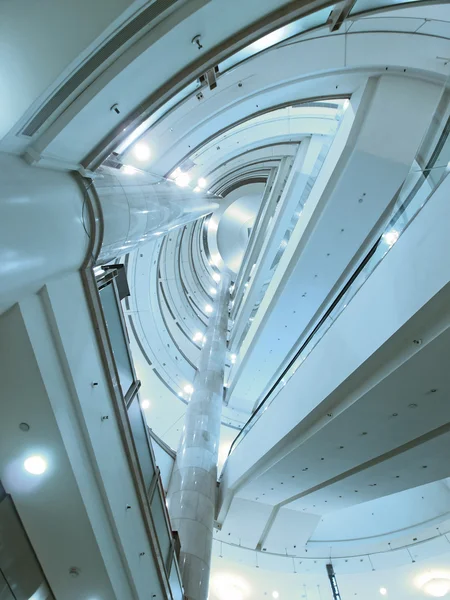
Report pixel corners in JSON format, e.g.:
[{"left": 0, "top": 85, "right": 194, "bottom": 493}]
[
  {"left": 168, "top": 272, "right": 231, "bottom": 600},
  {"left": 94, "top": 167, "right": 218, "bottom": 263},
  {"left": 0, "top": 154, "right": 217, "bottom": 312}
]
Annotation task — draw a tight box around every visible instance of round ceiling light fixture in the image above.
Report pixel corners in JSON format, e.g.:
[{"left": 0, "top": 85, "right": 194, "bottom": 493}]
[
  {"left": 205, "top": 304, "right": 213, "bottom": 314},
  {"left": 382, "top": 229, "right": 400, "bottom": 247},
  {"left": 379, "top": 587, "right": 387, "bottom": 596},
  {"left": 141, "top": 399, "right": 150, "bottom": 410},
  {"left": 212, "top": 273, "right": 221, "bottom": 283},
  {"left": 423, "top": 579, "right": 450, "bottom": 597},
  {"left": 198, "top": 177, "right": 207, "bottom": 189},
  {"left": 211, "top": 573, "right": 250, "bottom": 600},
  {"left": 24, "top": 455, "right": 47, "bottom": 475},
  {"left": 184, "top": 384, "right": 194, "bottom": 395},
  {"left": 272, "top": 592, "right": 280, "bottom": 599},
  {"left": 416, "top": 572, "right": 450, "bottom": 598},
  {"left": 133, "top": 142, "right": 151, "bottom": 161},
  {"left": 175, "top": 172, "right": 191, "bottom": 187}
]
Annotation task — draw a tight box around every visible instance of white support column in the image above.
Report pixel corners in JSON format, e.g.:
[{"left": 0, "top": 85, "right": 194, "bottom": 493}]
[
  {"left": 0, "top": 154, "right": 217, "bottom": 312},
  {"left": 94, "top": 167, "right": 218, "bottom": 263},
  {"left": 167, "top": 271, "right": 231, "bottom": 600}
]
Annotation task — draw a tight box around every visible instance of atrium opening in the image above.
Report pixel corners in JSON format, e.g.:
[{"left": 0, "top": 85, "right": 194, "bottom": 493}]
[{"left": 1, "top": 1, "right": 450, "bottom": 599}]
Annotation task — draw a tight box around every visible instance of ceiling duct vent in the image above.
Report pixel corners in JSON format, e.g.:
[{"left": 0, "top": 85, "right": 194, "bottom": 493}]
[{"left": 19, "top": 0, "right": 180, "bottom": 138}]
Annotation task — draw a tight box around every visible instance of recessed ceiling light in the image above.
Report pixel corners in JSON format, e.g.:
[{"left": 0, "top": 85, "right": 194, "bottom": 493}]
[
  {"left": 382, "top": 229, "right": 400, "bottom": 247},
  {"left": 212, "top": 273, "right": 221, "bottom": 283},
  {"left": 379, "top": 587, "right": 387, "bottom": 596},
  {"left": 193, "top": 186, "right": 202, "bottom": 192},
  {"left": 169, "top": 167, "right": 182, "bottom": 180},
  {"left": 230, "top": 354, "right": 237, "bottom": 364},
  {"left": 272, "top": 592, "right": 280, "bottom": 599},
  {"left": 423, "top": 579, "right": 450, "bottom": 597},
  {"left": 175, "top": 172, "right": 191, "bottom": 187},
  {"left": 184, "top": 384, "right": 194, "bottom": 395},
  {"left": 141, "top": 399, "right": 150, "bottom": 410},
  {"left": 205, "top": 304, "right": 213, "bottom": 314},
  {"left": 24, "top": 455, "right": 47, "bottom": 475},
  {"left": 210, "top": 287, "right": 217, "bottom": 295},
  {"left": 133, "top": 142, "right": 151, "bottom": 161},
  {"left": 193, "top": 332, "right": 204, "bottom": 342},
  {"left": 198, "top": 177, "right": 207, "bottom": 189}
]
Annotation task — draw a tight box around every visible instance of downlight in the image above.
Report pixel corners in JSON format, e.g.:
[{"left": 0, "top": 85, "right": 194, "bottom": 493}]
[
  {"left": 133, "top": 142, "right": 151, "bottom": 161},
  {"left": 24, "top": 455, "right": 47, "bottom": 475},
  {"left": 175, "top": 172, "right": 191, "bottom": 187},
  {"left": 416, "top": 571, "right": 450, "bottom": 597},
  {"left": 423, "top": 580, "right": 450, "bottom": 597}
]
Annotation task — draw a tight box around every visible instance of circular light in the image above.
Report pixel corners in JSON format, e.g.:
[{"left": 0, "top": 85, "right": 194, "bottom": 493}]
[
  {"left": 230, "top": 353, "right": 237, "bottom": 364},
  {"left": 423, "top": 580, "right": 450, "bottom": 597},
  {"left": 379, "top": 588, "right": 387, "bottom": 596},
  {"left": 382, "top": 229, "right": 399, "bottom": 247},
  {"left": 193, "top": 186, "right": 202, "bottom": 192},
  {"left": 175, "top": 172, "right": 191, "bottom": 187},
  {"left": 212, "top": 273, "right": 221, "bottom": 283},
  {"left": 211, "top": 573, "right": 250, "bottom": 600},
  {"left": 210, "top": 287, "right": 217, "bottom": 295},
  {"left": 141, "top": 399, "right": 150, "bottom": 410},
  {"left": 272, "top": 592, "right": 279, "bottom": 599},
  {"left": 198, "top": 177, "right": 207, "bottom": 189},
  {"left": 193, "top": 332, "right": 204, "bottom": 342},
  {"left": 205, "top": 304, "right": 213, "bottom": 314},
  {"left": 24, "top": 455, "right": 47, "bottom": 475},
  {"left": 184, "top": 384, "right": 194, "bottom": 395},
  {"left": 133, "top": 142, "right": 151, "bottom": 161}
]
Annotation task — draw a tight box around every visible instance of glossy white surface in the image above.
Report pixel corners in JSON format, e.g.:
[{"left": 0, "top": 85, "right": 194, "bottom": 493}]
[
  {"left": 96, "top": 167, "right": 218, "bottom": 262},
  {"left": 0, "top": 153, "right": 89, "bottom": 314},
  {"left": 168, "top": 272, "right": 231, "bottom": 600}
]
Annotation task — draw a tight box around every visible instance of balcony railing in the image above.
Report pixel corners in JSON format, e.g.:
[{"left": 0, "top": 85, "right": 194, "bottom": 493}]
[{"left": 227, "top": 91, "right": 450, "bottom": 458}]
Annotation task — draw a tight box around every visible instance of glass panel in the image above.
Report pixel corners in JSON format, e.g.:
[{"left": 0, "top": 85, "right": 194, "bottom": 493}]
[
  {"left": 99, "top": 282, "right": 134, "bottom": 397},
  {"left": 151, "top": 488, "right": 172, "bottom": 569},
  {"left": 127, "top": 396, "right": 155, "bottom": 490},
  {"left": 230, "top": 96, "right": 450, "bottom": 456},
  {"left": 169, "top": 559, "right": 184, "bottom": 600}
]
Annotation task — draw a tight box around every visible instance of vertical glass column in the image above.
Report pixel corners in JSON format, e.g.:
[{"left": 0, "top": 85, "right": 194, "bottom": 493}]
[{"left": 167, "top": 271, "right": 231, "bottom": 600}]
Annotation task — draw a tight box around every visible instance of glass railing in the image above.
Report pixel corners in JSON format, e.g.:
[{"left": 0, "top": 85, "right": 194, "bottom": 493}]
[
  {"left": 228, "top": 101, "right": 450, "bottom": 457},
  {"left": 96, "top": 271, "right": 184, "bottom": 598},
  {"left": 233, "top": 118, "right": 342, "bottom": 344}
]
